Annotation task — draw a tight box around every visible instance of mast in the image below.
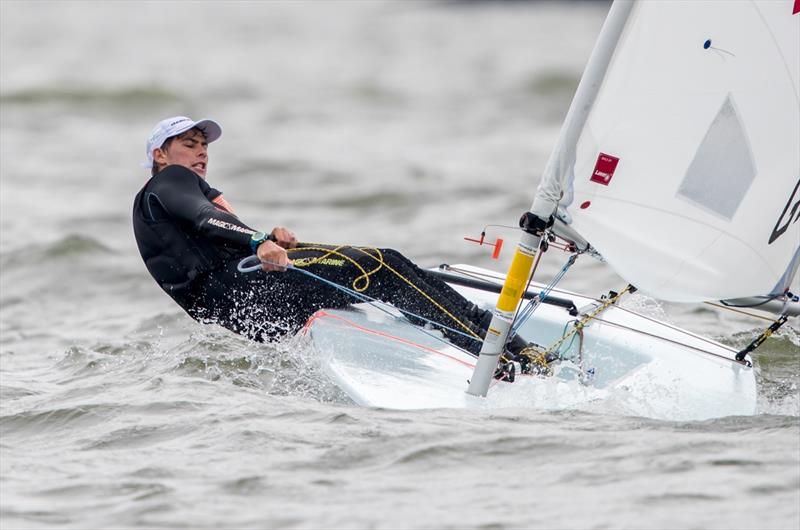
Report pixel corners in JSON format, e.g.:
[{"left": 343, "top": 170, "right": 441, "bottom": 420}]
[
  {"left": 530, "top": 0, "right": 635, "bottom": 221},
  {"left": 467, "top": 0, "right": 636, "bottom": 397}
]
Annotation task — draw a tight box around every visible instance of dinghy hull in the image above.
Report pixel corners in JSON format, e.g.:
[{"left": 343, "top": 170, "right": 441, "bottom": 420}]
[{"left": 306, "top": 265, "right": 758, "bottom": 421}]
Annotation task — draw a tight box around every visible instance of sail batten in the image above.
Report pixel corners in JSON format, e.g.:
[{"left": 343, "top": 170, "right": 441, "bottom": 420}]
[{"left": 534, "top": 0, "right": 800, "bottom": 303}]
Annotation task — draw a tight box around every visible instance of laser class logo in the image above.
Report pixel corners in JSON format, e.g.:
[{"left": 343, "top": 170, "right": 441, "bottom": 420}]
[
  {"left": 590, "top": 153, "right": 620, "bottom": 186},
  {"left": 769, "top": 179, "right": 800, "bottom": 244}
]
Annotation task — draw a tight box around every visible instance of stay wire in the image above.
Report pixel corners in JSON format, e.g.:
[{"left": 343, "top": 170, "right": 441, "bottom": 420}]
[{"left": 511, "top": 252, "right": 578, "bottom": 335}]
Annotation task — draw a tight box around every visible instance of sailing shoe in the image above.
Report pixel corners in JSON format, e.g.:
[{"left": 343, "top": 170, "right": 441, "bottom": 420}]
[{"left": 493, "top": 360, "right": 516, "bottom": 383}]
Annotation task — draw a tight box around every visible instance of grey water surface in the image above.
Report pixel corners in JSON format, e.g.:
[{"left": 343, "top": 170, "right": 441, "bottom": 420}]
[{"left": 1, "top": 1, "right": 798, "bottom": 529}]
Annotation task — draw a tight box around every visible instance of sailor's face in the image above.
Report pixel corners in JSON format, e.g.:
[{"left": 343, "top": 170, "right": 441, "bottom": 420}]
[{"left": 154, "top": 128, "right": 209, "bottom": 178}]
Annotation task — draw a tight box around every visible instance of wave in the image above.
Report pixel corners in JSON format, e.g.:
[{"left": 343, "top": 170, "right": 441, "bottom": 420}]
[
  {"left": 47, "top": 234, "right": 111, "bottom": 257},
  {"left": 0, "top": 234, "right": 111, "bottom": 270},
  {"left": 713, "top": 326, "right": 799, "bottom": 417},
  {"left": 751, "top": 330, "right": 800, "bottom": 417},
  {"left": 522, "top": 70, "right": 581, "bottom": 96},
  {"left": 165, "top": 330, "right": 350, "bottom": 404},
  {"left": 730, "top": 326, "right": 800, "bottom": 357},
  {"left": 0, "top": 85, "right": 180, "bottom": 106},
  {"left": 506, "top": 69, "right": 580, "bottom": 121}
]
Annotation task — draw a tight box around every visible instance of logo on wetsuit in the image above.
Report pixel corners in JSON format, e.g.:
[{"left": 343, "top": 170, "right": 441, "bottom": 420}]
[
  {"left": 293, "top": 257, "right": 346, "bottom": 267},
  {"left": 207, "top": 218, "right": 255, "bottom": 235}
]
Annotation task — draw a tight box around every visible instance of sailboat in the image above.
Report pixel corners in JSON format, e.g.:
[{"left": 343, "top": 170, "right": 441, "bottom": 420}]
[{"left": 304, "top": 0, "right": 800, "bottom": 421}]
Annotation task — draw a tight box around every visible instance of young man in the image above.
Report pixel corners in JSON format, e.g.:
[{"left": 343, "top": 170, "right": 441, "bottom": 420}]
[{"left": 132, "top": 116, "right": 532, "bottom": 359}]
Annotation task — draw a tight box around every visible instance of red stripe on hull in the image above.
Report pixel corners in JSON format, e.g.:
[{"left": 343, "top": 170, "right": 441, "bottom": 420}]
[{"left": 304, "top": 310, "right": 477, "bottom": 369}]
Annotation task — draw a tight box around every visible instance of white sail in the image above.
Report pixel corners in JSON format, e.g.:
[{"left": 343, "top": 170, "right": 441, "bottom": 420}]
[{"left": 533, "top": 0, "right": 800, "bottom": 303}]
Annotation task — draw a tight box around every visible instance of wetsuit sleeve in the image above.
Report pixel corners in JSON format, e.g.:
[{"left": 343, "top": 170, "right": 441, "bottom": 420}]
[{"left": 146, "top": 165, "right": 256, "bottom": 247}]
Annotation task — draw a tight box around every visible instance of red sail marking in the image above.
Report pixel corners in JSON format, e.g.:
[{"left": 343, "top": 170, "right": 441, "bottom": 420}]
[
  {"left": 794, "top": 0, "right": 800, "bottom": 15},
  {"left": 590, "top": 153, "right": 620, "bottom": 186}
]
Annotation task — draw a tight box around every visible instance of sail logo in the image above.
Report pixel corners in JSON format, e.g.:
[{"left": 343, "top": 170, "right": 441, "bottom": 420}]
[
  {"left": 590, "top": 153, "right": 619, "bottom": 186},
  {"left": 794, "top": 0, "right": 800, "bottom": 15},
  {"left": 769, "top": 178, "right": 800, "bottom": 244}
]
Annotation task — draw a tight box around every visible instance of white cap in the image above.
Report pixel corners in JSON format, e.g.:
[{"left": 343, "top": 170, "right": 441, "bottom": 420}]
[{"left": 144, "top": 116, "right": 222, "bottom": 167}]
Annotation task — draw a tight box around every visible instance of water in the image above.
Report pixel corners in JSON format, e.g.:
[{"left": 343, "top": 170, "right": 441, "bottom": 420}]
[{"left": 1, "top": 1, "right": 798, "bottom": 528}]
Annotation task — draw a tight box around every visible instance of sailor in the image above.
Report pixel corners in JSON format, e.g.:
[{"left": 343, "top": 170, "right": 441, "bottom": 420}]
[{"left": 132, "top": 116, "right": 533, "bottom": 360}]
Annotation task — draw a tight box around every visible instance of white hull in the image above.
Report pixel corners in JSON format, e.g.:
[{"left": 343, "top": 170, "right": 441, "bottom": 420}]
[{"left": 306, "top": 265, "right": 757, "bottom": 421}]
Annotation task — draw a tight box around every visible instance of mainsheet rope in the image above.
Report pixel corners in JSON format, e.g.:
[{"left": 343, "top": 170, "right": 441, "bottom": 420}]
[
  {"left": 288, "top": 245, "right": 483, "bottom": 341},
  {"left": 237, "top": 251, "right": 483, "bottom": 350}
]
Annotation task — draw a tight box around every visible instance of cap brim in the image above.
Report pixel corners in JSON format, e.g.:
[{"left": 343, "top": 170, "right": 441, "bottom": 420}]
[{"left": 193, "top": 119, "right": 222, "bottom": 143}]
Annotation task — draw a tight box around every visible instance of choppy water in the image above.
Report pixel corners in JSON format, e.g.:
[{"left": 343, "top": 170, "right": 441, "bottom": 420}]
[{"left": 1, "top": 1, "right": 798, "bottom": 529}]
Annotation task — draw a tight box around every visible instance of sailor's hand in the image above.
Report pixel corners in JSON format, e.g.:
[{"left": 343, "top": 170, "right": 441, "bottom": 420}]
[
  {"left": 256, "top": 240, "right": 291, "bottom": 272},
  {"left": 271, "top": 226, "right": 297, "bottom": 249}
]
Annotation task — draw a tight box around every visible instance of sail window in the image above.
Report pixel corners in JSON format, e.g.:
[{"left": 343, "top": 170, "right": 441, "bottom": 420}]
[{"left": 676, "top": 95, "right": 756, "bottom": 220}]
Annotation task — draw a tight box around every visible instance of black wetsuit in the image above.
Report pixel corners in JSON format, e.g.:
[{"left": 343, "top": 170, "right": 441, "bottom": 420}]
[{"left": 132, "top": 165, "right": 516, "bottom": 355}]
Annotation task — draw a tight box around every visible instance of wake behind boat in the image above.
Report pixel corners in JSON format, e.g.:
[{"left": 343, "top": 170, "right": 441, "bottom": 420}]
[{"left": 296, "top": 0, "right": 799, "bottom": 421}]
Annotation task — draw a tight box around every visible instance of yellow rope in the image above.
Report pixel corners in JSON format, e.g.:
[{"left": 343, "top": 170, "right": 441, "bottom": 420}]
[
  {"left": 514, "top": 285, "right": 633, "bottom": 371},
  {"left": 288, "top": 245, "right": 383, "bottom": 292},
  {"left": 288, "top": 245, "right": 482, "bottom": 340}
]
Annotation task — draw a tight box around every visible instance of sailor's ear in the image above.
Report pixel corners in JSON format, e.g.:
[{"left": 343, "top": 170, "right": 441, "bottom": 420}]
[{"left": 152, "top": 147, "right": 167, "bottom": 167}]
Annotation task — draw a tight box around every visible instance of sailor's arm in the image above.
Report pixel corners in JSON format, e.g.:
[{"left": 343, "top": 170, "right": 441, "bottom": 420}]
[
  {"left": 148, "top": 165, "right": 296, "bottom": 271},
  {"left": 148, "top": 165, "right": 255, "bottom": 245}
]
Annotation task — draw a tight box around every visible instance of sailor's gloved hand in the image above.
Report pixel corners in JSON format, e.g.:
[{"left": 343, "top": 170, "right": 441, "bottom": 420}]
[
  {"left": 270, "top": 226, "right": 297, "bottom": 249},
  {"left": 256, "top": 240, "right": 291, "bottom": 272}
]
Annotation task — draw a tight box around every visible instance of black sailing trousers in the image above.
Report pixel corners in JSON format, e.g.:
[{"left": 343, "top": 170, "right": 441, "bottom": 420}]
[{"left": 184, "top": 244, "right": 496, "bottom": 355}]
